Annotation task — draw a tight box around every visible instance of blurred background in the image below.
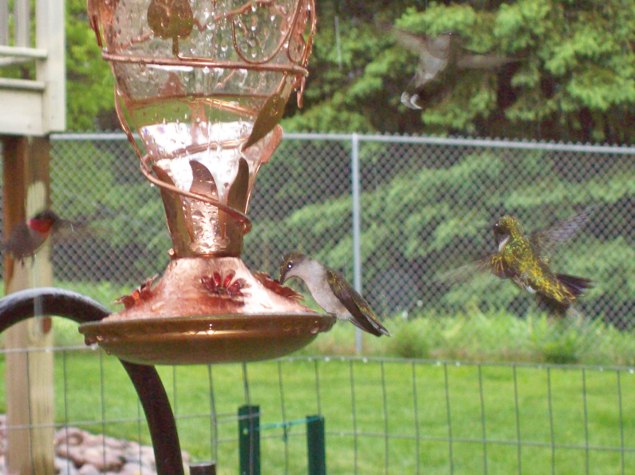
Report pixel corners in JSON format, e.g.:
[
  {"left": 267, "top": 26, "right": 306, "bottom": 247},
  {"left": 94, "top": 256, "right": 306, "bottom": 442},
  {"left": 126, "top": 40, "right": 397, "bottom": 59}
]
[{"left": 0, "top": 0, "right": 633, "bottom": 473}]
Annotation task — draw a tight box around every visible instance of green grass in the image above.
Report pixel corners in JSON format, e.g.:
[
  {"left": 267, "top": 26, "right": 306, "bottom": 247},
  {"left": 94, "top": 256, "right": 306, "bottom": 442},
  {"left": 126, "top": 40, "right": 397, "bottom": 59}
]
[{"left": 0, "top": 352, "right": 633, "bottom": 474}]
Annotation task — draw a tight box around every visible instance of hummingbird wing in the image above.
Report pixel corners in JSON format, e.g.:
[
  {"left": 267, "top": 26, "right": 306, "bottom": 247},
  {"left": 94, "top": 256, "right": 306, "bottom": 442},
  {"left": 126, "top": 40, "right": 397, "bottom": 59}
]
[
  {"left": 326, "top": 269, "right": 390, "bottom": 337},
  {"left": 391, "top": 28, "right": 428, "bottom": 54},
  {"left": 2, "top": 222, "right": 35, "bottom": 259},
  {"left": 50, "top": 220, "right": 101, "bottom": 244},
  {"left": 456, "top": 53, "right": 518, "bottom": 70},
  {"left": 529, "top": 207, "right": 595, "bottom": 259},
  {"left": 437, "top": 255, "right": 505, "bottom": 284}
]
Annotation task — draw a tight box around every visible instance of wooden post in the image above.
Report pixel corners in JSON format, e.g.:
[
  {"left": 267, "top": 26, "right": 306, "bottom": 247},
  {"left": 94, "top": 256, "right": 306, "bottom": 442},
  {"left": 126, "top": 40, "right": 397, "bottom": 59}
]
[{"left": 2, "top": 135, "right": 55, "bottom": 475}]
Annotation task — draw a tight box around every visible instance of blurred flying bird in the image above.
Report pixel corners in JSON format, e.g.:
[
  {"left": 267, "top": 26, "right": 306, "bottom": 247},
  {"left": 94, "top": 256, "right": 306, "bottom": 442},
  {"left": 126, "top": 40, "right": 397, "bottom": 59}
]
[
  {"left": 393, "top": 30, "right": 518, "bottom": 110},
  {"left": 2, "top": 210, "right": 76, "bottom": 264},
  {"left": 279, "top": 252, "right": 390, "bottom": 336},
  {"left": 443, "top": 210, "right": 594, "bottom": 316}
]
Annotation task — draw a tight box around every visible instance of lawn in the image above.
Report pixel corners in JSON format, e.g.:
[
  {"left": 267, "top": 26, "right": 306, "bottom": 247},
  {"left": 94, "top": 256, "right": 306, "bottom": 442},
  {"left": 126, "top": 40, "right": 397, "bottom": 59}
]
[{"left": 0, "top": 349, "right": 633, "bottom": 474}]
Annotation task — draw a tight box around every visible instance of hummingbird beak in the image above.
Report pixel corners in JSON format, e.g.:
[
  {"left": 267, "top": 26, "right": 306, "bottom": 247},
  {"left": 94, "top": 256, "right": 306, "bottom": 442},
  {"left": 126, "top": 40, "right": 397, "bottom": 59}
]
[
  {"left": 278, "top": 253, "right": 304, "bottom": 284},
  {"left": 55, "top": 218, "right": 70, "bottom": 229},
  {"left": 279, "top": 260, "right": 298, "bottom": 284},
  {"left": 278, "top": 265, "right": 287, "bottom": 284}
]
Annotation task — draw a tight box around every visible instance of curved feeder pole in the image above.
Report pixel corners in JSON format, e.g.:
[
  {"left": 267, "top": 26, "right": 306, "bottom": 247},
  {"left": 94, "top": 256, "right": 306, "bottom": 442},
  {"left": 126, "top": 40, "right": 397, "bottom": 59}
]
[{"left": 0, "top": 288, "right": 184, "bottom": 475}]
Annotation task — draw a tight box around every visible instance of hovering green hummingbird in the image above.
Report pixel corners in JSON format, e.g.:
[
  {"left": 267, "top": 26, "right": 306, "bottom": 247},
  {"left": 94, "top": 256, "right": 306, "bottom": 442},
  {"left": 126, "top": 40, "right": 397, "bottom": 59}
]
[
  {"left": 445, "top": 210, "right": 594, "bottom": 316},
  {"left": 278, "top": 253, "right": 390, "bottom": 337}
]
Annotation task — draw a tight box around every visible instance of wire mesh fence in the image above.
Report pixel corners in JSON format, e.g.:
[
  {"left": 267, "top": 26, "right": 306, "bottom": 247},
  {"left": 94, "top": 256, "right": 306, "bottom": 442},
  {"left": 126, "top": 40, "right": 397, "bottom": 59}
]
[
  {"left": 0, "top": 347, "right": 633, "bottom": 474},
  {"left": 0, "top": 132, "right": 634, "bottom": 361}
]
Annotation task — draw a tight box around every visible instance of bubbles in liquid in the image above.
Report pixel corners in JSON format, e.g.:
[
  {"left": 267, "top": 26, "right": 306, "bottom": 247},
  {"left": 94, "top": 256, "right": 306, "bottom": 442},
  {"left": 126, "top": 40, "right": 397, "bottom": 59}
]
[
  {"left": 236, "top": 69, "right": 248, "bottom": 88},
  {"left": 189, "top": 203, "right": 222, "bottom": 254}
]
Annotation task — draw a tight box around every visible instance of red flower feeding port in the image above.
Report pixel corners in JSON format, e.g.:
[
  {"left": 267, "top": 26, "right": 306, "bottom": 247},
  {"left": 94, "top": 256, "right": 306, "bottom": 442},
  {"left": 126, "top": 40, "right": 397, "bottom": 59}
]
[{"left": 79, "top": 0, "right": 334, "bottom": 365}]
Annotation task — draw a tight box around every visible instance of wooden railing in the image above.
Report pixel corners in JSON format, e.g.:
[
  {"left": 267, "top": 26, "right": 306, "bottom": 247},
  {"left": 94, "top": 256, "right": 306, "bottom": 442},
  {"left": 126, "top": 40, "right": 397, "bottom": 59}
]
[{"left": 0, "top": 0, "right": 65, "bottom": 134}]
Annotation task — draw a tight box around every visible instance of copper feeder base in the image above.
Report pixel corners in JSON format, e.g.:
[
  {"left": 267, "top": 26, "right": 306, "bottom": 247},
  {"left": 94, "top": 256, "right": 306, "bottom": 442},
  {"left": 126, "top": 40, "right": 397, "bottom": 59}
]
[{"left": 79, "top": 257, "right": 335, "bottom": 365}]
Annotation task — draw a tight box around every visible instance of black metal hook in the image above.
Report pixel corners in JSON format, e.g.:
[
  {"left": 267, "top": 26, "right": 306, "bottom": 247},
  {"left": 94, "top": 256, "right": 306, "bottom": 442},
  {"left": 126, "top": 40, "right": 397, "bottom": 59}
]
[{"left": 0, "top": 287, "right": 184, "bottom": 475}]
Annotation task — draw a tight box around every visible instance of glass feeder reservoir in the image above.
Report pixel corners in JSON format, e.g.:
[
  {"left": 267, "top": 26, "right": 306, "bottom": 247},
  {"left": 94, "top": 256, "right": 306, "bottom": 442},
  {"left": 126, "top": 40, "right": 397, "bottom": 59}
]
[{"left": 79, "top": 0, "right": 334, "bottom": 364}]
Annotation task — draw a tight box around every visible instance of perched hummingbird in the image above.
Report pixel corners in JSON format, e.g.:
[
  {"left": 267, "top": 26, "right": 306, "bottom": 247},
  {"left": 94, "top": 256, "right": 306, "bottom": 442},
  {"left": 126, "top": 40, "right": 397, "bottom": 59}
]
[
  {"left": 278, "top": 253, "right": 390, "bottom": 337},
  {"left": 445, "top": 210, "right": 594, "bottom": 316},
  {"left": 2, "top": 210, "right": 69, "bottom": 264},
  {"left": 393, "top": 30, "right": 518, "bottom": 110}
]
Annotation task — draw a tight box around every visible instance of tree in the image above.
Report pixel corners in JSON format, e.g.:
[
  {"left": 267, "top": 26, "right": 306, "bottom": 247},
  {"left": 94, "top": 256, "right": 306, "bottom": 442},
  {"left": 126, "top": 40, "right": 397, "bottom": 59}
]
[
  {"left": 283, "top": 0, "right": 424, "bottom": 134},
  {"left": 282, "top": 0, "right": 635, "bottom": 144}
]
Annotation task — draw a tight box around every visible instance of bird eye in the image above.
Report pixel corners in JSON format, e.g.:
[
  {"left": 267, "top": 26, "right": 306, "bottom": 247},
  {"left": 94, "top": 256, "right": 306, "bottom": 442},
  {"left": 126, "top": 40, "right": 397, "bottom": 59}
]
[{"left": 287, "top": 262, "right": 293, "bottom": 269}]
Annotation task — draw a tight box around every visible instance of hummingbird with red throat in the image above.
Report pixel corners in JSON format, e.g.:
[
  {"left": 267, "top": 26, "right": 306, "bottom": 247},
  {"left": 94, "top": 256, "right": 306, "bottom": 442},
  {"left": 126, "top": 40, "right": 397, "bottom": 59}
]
[{"left": 2, "top": 210, "right": 68, "bottom": 264}]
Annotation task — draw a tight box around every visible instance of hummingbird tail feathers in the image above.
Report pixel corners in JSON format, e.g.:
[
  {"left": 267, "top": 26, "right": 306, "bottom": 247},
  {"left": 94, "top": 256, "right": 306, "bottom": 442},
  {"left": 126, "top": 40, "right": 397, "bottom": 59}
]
[
  {"left": 536, "top": 274, "right": 592, "bottom": 317},
  {"left": 349, "top": 315, "right": 391, "bottom": 337},
  {"left": 557, "top": 273, "right": 593, "bottom": 298}
]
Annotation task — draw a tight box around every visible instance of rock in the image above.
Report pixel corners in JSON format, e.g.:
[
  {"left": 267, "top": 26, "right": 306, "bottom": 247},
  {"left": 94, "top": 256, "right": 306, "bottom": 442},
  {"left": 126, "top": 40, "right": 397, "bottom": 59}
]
[
  {"left": 78, "top": 465, "right": 101, "bottom": 475},
  {"left": 55, "top": 427, "right": 86, "bottom": 447},
  {"left": 0, "top": 414, "right": 191, "bottom": 475},
  {"left": 55, "top": 456, "right": 80, "bottom": 475},
  {"left": 82, "top": 446, "right": 125, "bottom": 471},
  {"left": 61, "top": 445, "right": 85, "bottom": 467},
  {"left": 119, "top": 462, "right": 154, "bottom": 475}
]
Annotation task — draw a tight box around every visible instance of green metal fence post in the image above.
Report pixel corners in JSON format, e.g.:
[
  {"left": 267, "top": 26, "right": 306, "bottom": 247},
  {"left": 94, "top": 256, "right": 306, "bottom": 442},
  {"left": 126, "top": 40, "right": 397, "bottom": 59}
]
[
  {"left": 306, "top": 415, "right": 326, "bottom": 475},
  {"left": 238, "top": 405, "right": 260, "bottom": 475}
]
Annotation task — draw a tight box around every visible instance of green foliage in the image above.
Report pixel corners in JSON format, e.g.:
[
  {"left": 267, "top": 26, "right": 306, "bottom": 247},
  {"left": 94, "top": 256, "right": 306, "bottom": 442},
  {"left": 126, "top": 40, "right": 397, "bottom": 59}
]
[
  {"left": 387, "top": 319, "right": 430, "bottom": 359},
  {"left": 302, "top": 312, "right": 635, "bottom": 366},
  {"left": 65, "top": 0, "right": 114, "bottom": 130},
  {"left": 281, "top": 0, "right": 635, "bottom": 143},
  {"left": 282, "top": 1, "right": 421, "bottom": 134}
]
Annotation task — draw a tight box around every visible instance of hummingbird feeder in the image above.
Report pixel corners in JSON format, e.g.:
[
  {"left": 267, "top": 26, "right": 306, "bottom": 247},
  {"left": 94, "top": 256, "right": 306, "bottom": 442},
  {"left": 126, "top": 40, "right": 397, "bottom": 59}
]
[{"left": 79, "top": 0, "right": 334, "bottom": 364}]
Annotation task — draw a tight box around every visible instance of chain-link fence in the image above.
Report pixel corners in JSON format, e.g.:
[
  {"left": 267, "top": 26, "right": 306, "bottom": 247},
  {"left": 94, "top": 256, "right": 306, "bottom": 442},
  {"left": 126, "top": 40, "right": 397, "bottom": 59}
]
[{"left": 1, "top": 133, "right": 633, "bottom": 359}]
